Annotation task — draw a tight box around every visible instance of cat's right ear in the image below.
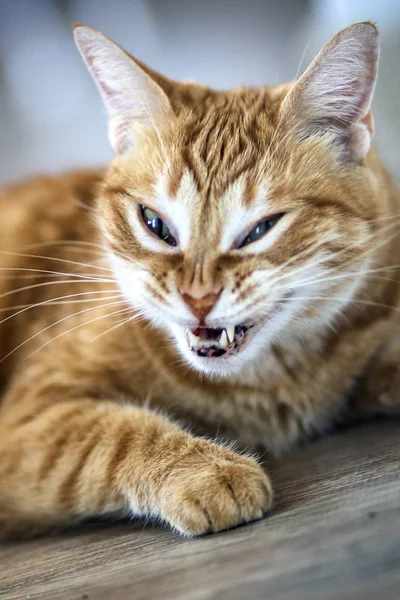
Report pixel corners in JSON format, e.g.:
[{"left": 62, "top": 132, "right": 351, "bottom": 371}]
[
  {"left": 73, "top": 25, "right": 173, "bottom": 154},
  {"left": 279, "top": 22, "right": 380, "bottom": 162}
]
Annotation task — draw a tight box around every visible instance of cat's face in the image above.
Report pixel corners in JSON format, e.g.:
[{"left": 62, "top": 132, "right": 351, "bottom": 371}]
[{"left": 75, "top": 22, "right": 380, "bottom": 376}]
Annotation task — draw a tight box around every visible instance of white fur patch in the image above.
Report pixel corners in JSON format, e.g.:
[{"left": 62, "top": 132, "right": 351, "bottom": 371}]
[
  {"left": 155, "top": 170, "right": 198, "bottom": 251},
  {"left": 219, "top": 177, "right": 294, "bottom": 253}
]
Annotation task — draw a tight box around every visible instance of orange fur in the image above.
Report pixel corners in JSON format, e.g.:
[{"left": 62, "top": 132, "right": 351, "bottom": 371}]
[{"left": 0, "top": 22, "right": 398, "bottom": 538}]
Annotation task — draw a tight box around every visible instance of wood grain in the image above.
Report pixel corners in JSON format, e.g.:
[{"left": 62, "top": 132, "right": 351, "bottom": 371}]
[{"left": 1, "top": 421, "right": 399, "bottom": 600}]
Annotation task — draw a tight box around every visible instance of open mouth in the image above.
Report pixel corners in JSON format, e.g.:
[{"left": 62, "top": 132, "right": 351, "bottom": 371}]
[
  {"left": 185, "top": 324, "right": 252, "bottom": 358},
  {"left": 181, "top": 293, "right": 293, "bottom": 359}
]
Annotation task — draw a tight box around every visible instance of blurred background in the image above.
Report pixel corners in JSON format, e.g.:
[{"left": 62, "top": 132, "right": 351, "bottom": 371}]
[{"left": 0, "top": 0, "right": 399, "bottom": 186}]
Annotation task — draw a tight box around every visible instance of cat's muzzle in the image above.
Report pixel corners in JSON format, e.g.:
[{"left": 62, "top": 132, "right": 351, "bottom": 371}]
[{"left": 185, "top": 325, "right": 249, "bottom": 357}]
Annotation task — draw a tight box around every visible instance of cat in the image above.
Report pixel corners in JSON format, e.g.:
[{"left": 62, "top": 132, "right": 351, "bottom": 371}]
[{"left": 0, "top": 21, "right": 399, "bottom": 538}]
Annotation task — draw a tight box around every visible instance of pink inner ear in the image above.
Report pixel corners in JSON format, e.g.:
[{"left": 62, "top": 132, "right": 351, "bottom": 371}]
[
  {"left": 97, "top": 78, "right": 115, "bottom": 102},
  {"left": 83, "top": 50, "right": 116, "bottom": 103},
  {"left": 77, "top": 41, "right": 137, "bottom": 153}
]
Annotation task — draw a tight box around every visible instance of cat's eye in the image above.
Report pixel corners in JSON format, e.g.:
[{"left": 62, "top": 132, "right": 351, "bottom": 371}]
[
  {"left": 239, "top": 213, "right": 284, "bottom": 248},
  {"left": 140, "top": 205, "right": 177, "bottom": 247}
]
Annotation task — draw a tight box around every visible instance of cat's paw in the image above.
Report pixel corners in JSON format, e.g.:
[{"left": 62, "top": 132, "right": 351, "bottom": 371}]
[{"left": 160, "top": 443, "right": 272, "bottom": 536}]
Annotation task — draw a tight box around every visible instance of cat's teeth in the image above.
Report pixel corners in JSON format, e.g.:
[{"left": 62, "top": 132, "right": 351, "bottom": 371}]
[
  {"left": 226, "top": 326, "right": 235, "bottom": 343},
  {"left": 185, "top": 326, "right": 235, "bottom": 352},
  {"left": 219, "top": 329, "right": 229, "bottom": 349},
  {"left": 187, "top": 329, "right": 201, "bottom": 348}
]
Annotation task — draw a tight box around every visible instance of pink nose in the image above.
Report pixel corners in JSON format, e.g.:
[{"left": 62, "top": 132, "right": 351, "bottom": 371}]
[{"left": 181, "top": 291, "right": 220, "bottom": 320}]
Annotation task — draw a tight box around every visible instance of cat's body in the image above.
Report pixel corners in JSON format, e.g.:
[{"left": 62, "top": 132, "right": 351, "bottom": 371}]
[{"left": 0, "top": 22, "right": 399, "bottom": 537}]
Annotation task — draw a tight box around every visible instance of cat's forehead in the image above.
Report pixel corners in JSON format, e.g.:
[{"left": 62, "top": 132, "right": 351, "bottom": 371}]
[
  {"left": 171, "top": 88, "right": 285, "bottom": 200},
  {"left": 158, "top": 168, "right": 271, "bottom": 215}
]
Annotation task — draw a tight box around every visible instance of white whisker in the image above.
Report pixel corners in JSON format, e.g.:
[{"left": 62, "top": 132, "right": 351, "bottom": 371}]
[
  {"left": 0, "top": 299, "right": 129, "bottom": 364},
  {"left": 0, "top": 290, "right": 122, "bottom": 325},
  {"left": 0, "top": 250, "right": 113, "bottom": 272},
  {"left": 89, "top": 310, "right": 146, "bottom": 343},
  {"left": 28, "top": 305, "right": 134, "bottom": 360},
  {"left": 0, "top": 278, "right": 115, "bottom": 304},
  {"left": 0, "top": 266, "right": 113, "bottom": 281}
]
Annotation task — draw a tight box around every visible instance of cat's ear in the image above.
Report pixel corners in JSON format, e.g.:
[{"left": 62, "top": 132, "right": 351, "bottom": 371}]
[
  {"left": 280, "top": 22, "right": 379, "bottom": 161},
  {"left": 73, "top": 25, "right": 173, "bottom": 154}
]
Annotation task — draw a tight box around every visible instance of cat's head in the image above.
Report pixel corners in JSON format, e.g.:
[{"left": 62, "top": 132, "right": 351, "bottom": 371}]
[{"left": 74, "top": 22, "right": 381, "bottom": 377}]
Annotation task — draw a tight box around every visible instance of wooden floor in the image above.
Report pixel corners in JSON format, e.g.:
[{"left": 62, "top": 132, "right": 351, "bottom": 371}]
[{"left": 1, "top": 421, "right": 399, "bottom": 600}]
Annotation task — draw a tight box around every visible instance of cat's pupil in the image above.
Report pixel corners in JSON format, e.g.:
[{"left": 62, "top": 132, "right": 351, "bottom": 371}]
[
  {"left": 140, "top": 205, "right": 177, "bottom": 246},
  {"left": 240, "top": 213, "right": 284, "bottom": 248}
]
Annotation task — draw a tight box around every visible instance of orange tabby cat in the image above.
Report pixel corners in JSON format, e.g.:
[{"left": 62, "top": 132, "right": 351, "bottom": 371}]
[{"left": 0, "top": 22, "right": 398, "bottom": 538}]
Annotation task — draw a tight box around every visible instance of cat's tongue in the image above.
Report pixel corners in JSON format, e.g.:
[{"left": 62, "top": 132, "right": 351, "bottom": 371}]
[{"left": 185, "top": 325, "right": 247, "bottom": 357}]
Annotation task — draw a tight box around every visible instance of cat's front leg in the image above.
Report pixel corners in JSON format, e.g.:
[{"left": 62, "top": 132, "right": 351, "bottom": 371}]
[{"left": 0, "top": 397, "right": 272, "bottom": 537}]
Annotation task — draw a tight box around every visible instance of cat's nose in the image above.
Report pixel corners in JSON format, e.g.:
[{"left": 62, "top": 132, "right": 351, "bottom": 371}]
[{"left": 180, "top": 289, "right": 221, "bottom": 320}]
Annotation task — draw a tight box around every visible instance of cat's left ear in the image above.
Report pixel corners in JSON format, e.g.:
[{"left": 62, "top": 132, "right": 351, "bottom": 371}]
[
  {"left": 73, "top": 25, "right": 174, "bottom": 154},
  {"left": 280, "top": 22, "right": 379, "bottom": 161}
]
